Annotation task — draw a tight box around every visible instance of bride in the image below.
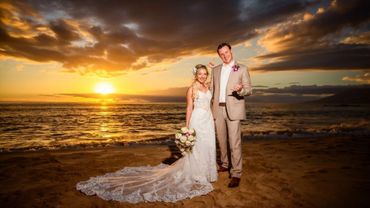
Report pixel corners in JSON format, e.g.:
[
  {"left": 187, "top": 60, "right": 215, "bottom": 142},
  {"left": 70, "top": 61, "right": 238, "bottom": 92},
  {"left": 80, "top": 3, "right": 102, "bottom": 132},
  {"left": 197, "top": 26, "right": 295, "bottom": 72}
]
[{"left": 76, "top": 64, "right": 217, "bottom": 203}]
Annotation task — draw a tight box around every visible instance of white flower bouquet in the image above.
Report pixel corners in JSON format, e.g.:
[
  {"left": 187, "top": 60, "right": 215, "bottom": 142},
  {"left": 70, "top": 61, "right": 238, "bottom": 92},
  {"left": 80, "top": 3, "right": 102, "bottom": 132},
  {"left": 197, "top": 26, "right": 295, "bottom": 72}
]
[{"left": 174, "top": 127, "right": 196, "bottom": 155}]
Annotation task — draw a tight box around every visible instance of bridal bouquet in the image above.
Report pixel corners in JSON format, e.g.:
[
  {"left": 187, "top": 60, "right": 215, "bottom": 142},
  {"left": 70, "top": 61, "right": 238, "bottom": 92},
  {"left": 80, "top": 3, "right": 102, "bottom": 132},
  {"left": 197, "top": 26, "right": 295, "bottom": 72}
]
[{"left": 174, "top": 127, "right": 196, "bottom": 155}]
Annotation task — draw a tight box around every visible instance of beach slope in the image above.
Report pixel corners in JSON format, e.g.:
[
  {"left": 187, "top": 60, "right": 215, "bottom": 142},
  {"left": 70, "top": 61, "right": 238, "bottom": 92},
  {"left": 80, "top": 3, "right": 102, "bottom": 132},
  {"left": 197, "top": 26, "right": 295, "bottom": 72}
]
[{"left": 1, "top": 137, "right": 369, "bottom": 207}]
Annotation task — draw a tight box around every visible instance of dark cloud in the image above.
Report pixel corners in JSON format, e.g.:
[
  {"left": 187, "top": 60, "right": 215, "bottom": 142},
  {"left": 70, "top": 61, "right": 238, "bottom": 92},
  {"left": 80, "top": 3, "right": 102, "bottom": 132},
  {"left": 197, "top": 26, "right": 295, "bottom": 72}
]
[
  {"left": 255, "top": 44, "right": 370, "bottom": 71},
  {"left": 0, "top": 0, "right": 316, "bottom": 76},
  {"left": 255, "top": 0, "right": 370, "bottom": 71},
  {"left": 2, "top": 0, "right": 368, "bottom": 75},
  {"left": 54, "top": 84, "right": 370, "bottom": 103},
  {"left": 145, "top": 83, "right": 370, "bottom": 103},
  {"left": 255, "top": 84, "right": 370, "bottom": 95},
  {"left": 49, "top": 19, "right": 80, "bottom": 43},
  {"left": 247, "top": 84, "right": 370, "bottom": 103}
]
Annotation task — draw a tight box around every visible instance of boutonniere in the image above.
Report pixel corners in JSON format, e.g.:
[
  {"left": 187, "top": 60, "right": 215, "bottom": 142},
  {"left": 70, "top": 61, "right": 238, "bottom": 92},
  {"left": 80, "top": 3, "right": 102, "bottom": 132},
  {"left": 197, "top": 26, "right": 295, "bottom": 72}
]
[{"left": 232, "top": 64, "right": 240, "bottom": 72}]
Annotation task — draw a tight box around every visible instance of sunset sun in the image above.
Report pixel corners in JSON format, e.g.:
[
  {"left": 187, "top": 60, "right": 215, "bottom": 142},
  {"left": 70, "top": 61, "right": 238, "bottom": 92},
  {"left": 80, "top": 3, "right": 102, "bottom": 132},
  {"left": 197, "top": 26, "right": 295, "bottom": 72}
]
[{"left": 95, "top": 82, "right": 115, "bottom": 95}]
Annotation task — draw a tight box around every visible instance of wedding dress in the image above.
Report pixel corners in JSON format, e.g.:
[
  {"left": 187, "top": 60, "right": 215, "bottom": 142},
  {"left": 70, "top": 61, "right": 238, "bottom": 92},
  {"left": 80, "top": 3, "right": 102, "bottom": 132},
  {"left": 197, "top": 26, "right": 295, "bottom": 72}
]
[{"left": 76, "top": 90, "right": 217, "bottom": 203}]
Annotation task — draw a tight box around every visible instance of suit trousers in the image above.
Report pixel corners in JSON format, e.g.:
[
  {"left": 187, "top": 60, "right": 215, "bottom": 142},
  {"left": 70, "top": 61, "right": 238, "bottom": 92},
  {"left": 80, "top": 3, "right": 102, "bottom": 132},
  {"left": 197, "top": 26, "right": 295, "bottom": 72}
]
[{"left": 215, "top": 105, "right": 242, "bottom": 178}]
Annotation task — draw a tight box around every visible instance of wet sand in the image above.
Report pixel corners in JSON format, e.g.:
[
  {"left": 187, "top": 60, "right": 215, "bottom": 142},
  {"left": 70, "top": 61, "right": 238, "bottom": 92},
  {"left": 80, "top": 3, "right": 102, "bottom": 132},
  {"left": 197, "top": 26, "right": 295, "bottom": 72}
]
[{"left": 0, "top": 136, "right": 369, "bottom": 207}]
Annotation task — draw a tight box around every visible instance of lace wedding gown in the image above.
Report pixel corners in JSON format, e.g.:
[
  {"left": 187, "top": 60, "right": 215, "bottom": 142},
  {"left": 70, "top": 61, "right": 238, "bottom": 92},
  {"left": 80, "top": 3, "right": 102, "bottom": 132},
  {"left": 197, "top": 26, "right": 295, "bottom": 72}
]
[{"left": 76, "top": 90, "right": 217, "bottom": 203}]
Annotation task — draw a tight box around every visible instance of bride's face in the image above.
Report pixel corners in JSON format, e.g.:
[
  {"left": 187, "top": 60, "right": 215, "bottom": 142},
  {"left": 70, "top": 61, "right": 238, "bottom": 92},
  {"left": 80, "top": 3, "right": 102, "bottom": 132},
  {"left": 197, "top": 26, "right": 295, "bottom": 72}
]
[{"left": 196, "top": 68, "right": 208, "bottom": 84}]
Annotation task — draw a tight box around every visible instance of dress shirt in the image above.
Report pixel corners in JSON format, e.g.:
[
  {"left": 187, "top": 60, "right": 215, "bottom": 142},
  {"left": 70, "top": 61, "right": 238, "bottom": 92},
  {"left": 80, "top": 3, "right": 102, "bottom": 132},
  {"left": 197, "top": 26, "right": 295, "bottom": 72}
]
[{"left": 219, "top": 60, "right": 235, "bottom": 103}]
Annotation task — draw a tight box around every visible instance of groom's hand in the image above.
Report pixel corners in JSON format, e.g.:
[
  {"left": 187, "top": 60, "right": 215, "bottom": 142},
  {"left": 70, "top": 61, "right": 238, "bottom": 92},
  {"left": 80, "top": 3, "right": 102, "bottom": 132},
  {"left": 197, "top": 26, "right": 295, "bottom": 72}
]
[
  {"left": 232, "top": 84, "right": 243, "bottom": 92},
  {"left": 208, "top": 62, "right": 215, "bottom": 68}
]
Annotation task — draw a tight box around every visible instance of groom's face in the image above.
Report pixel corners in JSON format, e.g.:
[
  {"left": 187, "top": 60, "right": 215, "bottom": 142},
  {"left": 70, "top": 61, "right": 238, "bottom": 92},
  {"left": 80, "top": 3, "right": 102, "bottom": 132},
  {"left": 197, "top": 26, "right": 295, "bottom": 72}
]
[{"left": 218, "top": 46, "right": 233, "bottom": 64}]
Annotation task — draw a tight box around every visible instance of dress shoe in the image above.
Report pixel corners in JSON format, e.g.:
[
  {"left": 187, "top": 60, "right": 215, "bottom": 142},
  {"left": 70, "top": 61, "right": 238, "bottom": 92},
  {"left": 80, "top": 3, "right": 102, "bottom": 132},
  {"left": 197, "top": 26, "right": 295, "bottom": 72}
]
[
  {"left": 228, "top": 177, "right": 240, "bottom": 188},
  {"left": 217, "top": 166, "right": 228, "bottom": 172}
]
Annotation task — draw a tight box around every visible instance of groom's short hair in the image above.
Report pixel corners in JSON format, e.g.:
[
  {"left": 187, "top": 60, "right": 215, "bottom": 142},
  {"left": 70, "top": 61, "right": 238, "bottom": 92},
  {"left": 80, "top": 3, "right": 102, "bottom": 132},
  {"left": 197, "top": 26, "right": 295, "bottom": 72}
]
[{"left": 217, "top": 42, "right": 231, "bottom": 53}]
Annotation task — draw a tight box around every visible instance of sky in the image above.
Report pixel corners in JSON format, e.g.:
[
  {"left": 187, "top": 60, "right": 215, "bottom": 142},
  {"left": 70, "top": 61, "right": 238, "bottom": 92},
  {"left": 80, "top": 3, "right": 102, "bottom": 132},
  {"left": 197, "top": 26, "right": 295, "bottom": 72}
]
[{"left": 0, "top": 0, "right": 369, "bottom": 102}]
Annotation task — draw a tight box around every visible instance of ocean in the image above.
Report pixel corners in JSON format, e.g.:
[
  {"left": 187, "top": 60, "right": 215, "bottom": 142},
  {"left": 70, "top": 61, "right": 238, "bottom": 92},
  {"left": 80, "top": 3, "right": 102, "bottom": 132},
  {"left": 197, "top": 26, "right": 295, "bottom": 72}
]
[{"left": 0, "top": 102, "right": 369, "bottom": 152}]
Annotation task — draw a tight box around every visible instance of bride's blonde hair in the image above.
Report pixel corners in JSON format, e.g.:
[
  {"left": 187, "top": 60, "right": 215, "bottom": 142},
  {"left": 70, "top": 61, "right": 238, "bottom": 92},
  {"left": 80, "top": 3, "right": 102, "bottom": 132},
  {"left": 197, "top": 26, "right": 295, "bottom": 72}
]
[{"left": 191, "top": 64, "right": 209, "bottom": 100}]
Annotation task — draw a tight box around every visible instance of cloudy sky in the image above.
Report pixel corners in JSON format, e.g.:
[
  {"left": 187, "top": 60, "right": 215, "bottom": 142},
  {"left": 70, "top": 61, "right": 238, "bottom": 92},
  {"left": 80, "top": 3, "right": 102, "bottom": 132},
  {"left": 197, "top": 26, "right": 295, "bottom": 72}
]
[{"left": 0, "top": 0, "right": 369, "bottom": 102}]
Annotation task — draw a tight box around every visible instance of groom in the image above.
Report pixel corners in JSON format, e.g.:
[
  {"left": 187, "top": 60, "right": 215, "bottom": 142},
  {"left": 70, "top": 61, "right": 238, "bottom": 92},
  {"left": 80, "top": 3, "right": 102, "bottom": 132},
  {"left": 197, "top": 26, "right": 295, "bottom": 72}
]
[{"left": 211, "top": 42, "right": 252, "bottom": 188}]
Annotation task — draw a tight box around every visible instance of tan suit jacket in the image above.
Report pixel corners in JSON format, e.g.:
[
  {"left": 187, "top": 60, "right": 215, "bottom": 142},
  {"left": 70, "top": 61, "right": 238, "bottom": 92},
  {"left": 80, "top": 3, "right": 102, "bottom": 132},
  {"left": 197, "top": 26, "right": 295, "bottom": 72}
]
[{"left": 211, "top": 62, "right": 252, "bottom": 120}]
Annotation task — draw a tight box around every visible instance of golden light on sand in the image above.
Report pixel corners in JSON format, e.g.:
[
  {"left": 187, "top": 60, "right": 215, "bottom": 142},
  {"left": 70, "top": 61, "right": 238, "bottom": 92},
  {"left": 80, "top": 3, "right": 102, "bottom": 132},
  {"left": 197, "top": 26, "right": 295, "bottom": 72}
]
[{"left": 95, "top": 82, "right": 115, "bottom": 95}]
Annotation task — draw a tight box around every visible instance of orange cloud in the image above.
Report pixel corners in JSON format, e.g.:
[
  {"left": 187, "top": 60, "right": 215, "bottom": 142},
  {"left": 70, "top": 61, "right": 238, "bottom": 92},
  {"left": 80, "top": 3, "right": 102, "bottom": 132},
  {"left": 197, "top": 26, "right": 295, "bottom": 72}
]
[
  {"left": 254, "top": 0, "right": 370, "bottom": 71},
  {"left": 0, "top": 0, "right": 316, "bottom": 76},
  {"left": 343, "top": 72, "right": 370, "bottom": 84}
]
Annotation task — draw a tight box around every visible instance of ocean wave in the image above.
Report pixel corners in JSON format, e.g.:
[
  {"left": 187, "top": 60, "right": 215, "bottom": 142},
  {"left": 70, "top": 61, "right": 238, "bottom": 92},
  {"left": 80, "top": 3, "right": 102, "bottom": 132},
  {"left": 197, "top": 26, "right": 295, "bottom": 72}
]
[
  {"left": 2, "top": 121, "right": 369, "bottom": 152},
  {"left": 243, "top": 120, "right": 370, "bottom": 139},
  {"left": 1, "top": 103, "right": 369, "bottom": 152}
]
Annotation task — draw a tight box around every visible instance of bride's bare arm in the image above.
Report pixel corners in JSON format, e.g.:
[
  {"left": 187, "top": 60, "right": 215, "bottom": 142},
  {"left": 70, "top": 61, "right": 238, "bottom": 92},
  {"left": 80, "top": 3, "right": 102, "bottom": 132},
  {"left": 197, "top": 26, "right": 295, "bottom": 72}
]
[{"left": 185, "top": 87, "right": 193, "bottom": 128}]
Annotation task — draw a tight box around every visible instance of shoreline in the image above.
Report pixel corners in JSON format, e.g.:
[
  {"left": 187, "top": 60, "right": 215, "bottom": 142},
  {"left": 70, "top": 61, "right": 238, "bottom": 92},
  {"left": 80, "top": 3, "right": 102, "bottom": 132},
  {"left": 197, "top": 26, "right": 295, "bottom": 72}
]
[
  {"left": 1, "top": 136, "right": 369, "bottom": 207},
  {"left": 2, "top": 133, "right": 369, "bottom": 153}
]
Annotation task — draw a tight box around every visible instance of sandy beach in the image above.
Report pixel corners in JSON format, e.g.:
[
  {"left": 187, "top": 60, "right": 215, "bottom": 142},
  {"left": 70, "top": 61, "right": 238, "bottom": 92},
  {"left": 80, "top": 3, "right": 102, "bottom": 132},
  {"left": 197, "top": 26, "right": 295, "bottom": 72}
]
[{"left": 1, "top": 136, "right": 369, "bottom": 208}]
